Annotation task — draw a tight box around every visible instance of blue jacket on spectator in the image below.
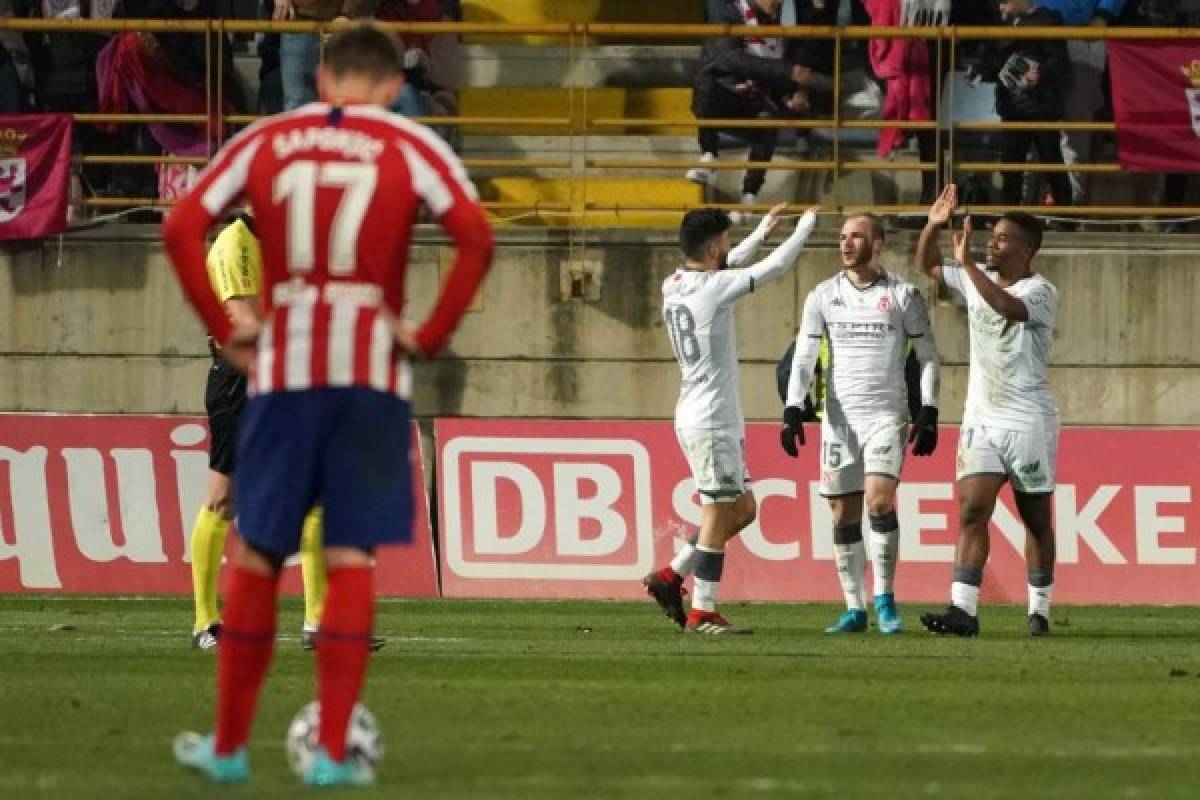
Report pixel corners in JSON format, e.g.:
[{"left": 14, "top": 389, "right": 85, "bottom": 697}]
[{"left": 1034, "top": 0, "right": 1126, "bottom": 25}]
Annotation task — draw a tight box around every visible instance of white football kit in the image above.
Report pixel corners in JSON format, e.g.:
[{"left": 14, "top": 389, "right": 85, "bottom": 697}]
[
  {"left": 941, "top": 259, "right": 1060, "bottom": 493},
  {"left": 786, "top": 270, "right": 940, "bottom": 496},
  {"left": 665, "top": 210, "right": 816, "bottom": 503}
]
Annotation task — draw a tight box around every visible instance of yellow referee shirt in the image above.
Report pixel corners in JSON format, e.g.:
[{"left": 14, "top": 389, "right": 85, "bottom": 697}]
[{"left": 205, "top": 217, "right": 261, "bottom": 303}]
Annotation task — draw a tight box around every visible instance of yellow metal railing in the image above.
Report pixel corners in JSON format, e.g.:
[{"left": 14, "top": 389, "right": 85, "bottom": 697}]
[{"left": 8, "top": 19, "right": 1199, "bottom": 223}]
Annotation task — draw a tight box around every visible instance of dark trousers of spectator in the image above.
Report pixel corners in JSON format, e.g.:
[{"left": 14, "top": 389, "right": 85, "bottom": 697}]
[
  {"left": 257, "top": 34, "right": 283, "bottom": 115},
  {"left": 694, "top": 90, "right": 778, "bottom": 196},
  {"left": 999, "top": 128, "right": 1071, "bottom": 207},
  {"left": 0, "top": 49, "right": 24, "bottom": 113}
]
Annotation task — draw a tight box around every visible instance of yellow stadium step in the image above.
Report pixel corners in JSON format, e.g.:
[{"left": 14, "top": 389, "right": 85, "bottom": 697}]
[
  {"left": 459, "top": 87, "right": 622, "bottom": 134},
  {"left": 459, "top": 87, "right": 694, "bottom": 135},
  {"left": 484, "top": 177, "right": 703, "bottom": 228},
  {"left": 621, "top": 87, "right": 694, "bottom": 134},
  {"left": 461, "top": 0, "right": 703, "bottom": 43}
]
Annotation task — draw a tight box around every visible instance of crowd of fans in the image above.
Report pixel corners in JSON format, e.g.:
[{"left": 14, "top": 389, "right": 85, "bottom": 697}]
[
  {"left": 0, "top": 0, "right": 1190, "bottom": 212},
  {"left": 0, "top": 0, "right": 461, "bottom": 199},
  {"left": 691, "top": 0, "right": 1194, "bottom": 217}
]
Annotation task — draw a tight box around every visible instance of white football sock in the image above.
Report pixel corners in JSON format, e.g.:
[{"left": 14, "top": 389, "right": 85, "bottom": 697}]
[
  {"left": 692, "top": 544, "right": 724, "bottom": 612},
  {"left": 692, "top": 577, "right": 719, "bottom": 612},
  {"left": 669, "top": 539, "right": 699, "bottom": 577},
  {"left": 833, "top": 541, "right": 868, "bottom": 611},
  {"left": 951, "top": 581, "right": 980, "bottom": 617},
  {"left": 869, "top": 529, "right": 899, "bottom": 596},
  {"left": 1028, "top": 582, "right": 1052, "bottom": 617}
]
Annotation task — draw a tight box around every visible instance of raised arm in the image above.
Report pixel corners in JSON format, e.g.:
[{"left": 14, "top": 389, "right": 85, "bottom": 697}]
[
  {"left": 916, "top": 183, "right": 958, "bottom": 287},
  {"left": 726, "top": 202, "right": 787, "bottom": 269},
  {"left": 712, "top": 208, "right": 819, "bottom": 305},
  {"left": 748, "top": 207, "right": 818, "bottom": 286},
  {"left": 956, "top": 216, "right": 1030, "bottom": 322}
]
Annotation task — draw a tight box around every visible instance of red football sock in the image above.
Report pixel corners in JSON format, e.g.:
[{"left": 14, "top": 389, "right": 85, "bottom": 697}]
[
  {"left": 214, "top": 566, "right": 279, "bottom": 756},
  {"left": 317, "top": 565, "right": 374, "bottom": 762},
  {"left": 657, "top": 566, "right": 681, "bottom": 585}
]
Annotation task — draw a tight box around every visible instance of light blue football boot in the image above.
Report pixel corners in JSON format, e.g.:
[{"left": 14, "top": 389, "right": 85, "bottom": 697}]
[
  {"left": 874, "top": 593, "right": 904, "bottom": 635},
  {"left": 824, "top": 609, "right": 868, "bottom": 634},
  {"left": 173, "top": 732, "right": 250, "bottom": 783},
  {"left": 303, "top": 746, "right": 375, "bottom": 788}
]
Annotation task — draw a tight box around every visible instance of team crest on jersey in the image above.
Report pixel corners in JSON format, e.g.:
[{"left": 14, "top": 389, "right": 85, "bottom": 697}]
[
  {"left": 877, "top": 296, "right": 891, "bottom": 312},
  {"left": 0, "top": 158, "right": 27, "bottom": 222},
  {"left": 820, "top": 469, "right": 833, "bottom": 488}
]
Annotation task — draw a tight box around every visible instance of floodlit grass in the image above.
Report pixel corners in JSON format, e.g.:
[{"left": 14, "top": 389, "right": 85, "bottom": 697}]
[{"left": 1, "top": 597, "right": 1198, "bottom": 799}]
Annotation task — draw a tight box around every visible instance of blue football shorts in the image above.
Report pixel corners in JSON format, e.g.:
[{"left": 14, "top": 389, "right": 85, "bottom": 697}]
[{"left": 234, "top": 387, "right": 413, "bottom": 557}]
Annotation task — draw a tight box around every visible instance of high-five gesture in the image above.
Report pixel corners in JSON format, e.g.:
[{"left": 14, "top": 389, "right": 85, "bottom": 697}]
[
  {"left": 928, "top": 183, "right": 958, "bottom": 228},
  {"left": 916, "top": 183, "right": 959, "bottom": 280},
  {"left": 761, "top": 202, "right": 789, "bottom": 236},
  {"left": 954, "top": 214, "right": 973, "bottom": 267}
]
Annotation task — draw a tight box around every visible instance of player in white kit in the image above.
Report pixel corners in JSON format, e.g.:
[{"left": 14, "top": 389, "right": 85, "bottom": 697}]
[
  {"left": 643, "top": 203, "right": 818, "bottom": 635},
  {"left": 916, "top": 184, "right": 1060, "bottom": 637},
  {"left": 781, "top": 214, "right": 941, "bottom": 635}
]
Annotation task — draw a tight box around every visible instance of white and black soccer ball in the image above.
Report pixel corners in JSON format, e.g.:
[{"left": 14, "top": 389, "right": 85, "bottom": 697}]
[{"left": 285, "top": 701, "right": 383, "bottom": 779}]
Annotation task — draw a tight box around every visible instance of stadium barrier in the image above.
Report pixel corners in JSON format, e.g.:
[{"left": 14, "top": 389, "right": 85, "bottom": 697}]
[
  {"left": 0, "top": 415, "right": 437, "bottom": 597},
  {"left": 6, "top": 19, "right": 1200, "bottom": 221},
  {"left": 2, "top": 415, "right": 1197, "bottom": 605}
]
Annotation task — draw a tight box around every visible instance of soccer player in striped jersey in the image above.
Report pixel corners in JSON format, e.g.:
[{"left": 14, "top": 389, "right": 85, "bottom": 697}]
[
  {"left": 164, "top": 24, "right": 492, "bottom": 786},
  {"left": 190, "top": 213, "right": 351, "bottom": 653},
  {"left": 916, "top": 185, "right": 1060, "bottom": 638},
  {"left": 643, "top": 204, "right": 818, "bottom": 635},
  {"left": 780, "top": 213, "right": 941, "bottom": 635}
]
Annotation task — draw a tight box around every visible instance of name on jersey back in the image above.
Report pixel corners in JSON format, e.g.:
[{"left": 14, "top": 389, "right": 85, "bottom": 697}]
[{"left": 273, "top": 127, "right": 383, "bottom": 163}]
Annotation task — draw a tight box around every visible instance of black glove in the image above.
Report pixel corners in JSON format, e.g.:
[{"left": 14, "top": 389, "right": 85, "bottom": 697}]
[
  {"left": 908, "top": 405, "right": 939, "bottom": 456},
  {"left": 780, "top": 405, "right": 806, "bottom": 457}
]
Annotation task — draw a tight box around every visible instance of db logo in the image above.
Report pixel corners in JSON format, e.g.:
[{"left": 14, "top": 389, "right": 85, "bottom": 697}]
[{"left": 440, "top": 437, "right": 654, "bottom": 580}]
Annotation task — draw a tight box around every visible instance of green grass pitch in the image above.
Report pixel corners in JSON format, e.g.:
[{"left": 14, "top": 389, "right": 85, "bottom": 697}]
[{"left": 2, "top": 596, "right": 1198, "bottom": 799}]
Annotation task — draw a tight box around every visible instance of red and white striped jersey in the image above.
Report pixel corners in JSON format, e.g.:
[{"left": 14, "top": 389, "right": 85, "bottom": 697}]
[{"left": 163, "top": 102, "right": 493, "bottom": 398}]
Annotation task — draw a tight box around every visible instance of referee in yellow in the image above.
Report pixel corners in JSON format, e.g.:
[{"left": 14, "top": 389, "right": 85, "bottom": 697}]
[{"left": 189, "top": 211, "right": 328, "bottom": 650}]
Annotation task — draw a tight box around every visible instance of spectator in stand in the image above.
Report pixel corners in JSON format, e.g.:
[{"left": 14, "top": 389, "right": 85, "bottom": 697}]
[
  {"left": 22, "top": 0, "right": 115, "bottom": 195},
  {"left": 688, "top": 0, "right": 834, "bottom": 217},
  {"left": 1035, "top": 0, "right": 1127, "bottom": 204},
  {"left": 255, "top": 0, "right": 284, "bottom": 115},
  {"left": 374, "top": 0, "right": 462, "bottom": 135},
  {"left": 972, "top": 0, "right": 1072, "bottom": 208},
  {"left": 0, "top": 0, "right": 32, "bottom": 112},
  {"left": 120, "top": 0, "right": 248, "bottom": 112},
  {"left": 273, "top": 0, "right": 368, "bottom": 110}
]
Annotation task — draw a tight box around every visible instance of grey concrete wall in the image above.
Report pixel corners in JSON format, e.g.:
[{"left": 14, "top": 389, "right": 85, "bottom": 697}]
[{"left": 2, "top": 225, "right": 1197, "bottom": 425}]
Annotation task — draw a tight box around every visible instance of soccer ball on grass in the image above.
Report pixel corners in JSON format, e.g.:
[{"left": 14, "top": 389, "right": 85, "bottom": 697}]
[{"left": 285, "top": 702, "right": 383, "bottom": 780}]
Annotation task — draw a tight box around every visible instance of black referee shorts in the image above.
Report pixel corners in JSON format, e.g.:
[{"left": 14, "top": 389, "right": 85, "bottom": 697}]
[{"left": 205, "top": 345, "right": 248, "bottom": 476}]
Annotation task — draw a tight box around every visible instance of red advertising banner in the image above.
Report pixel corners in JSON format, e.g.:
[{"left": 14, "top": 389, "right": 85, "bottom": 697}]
[
  {"left": 0, "top": 114, "right": 72, "bottom": 239},
  {"left": 0, "top": 415, "right": 437, "bottom": 597},
  {"left": 437, "top": 419, "right": 1200, "bottom": 605},
  {"left": 1109, "top": 39, "right": 1200, "bottom": 172}
]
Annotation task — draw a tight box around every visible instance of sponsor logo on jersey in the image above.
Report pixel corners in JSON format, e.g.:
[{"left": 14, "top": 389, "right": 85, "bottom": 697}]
[{"left": 1019, "top": 461, "right": 1042, "bottom": 475}]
